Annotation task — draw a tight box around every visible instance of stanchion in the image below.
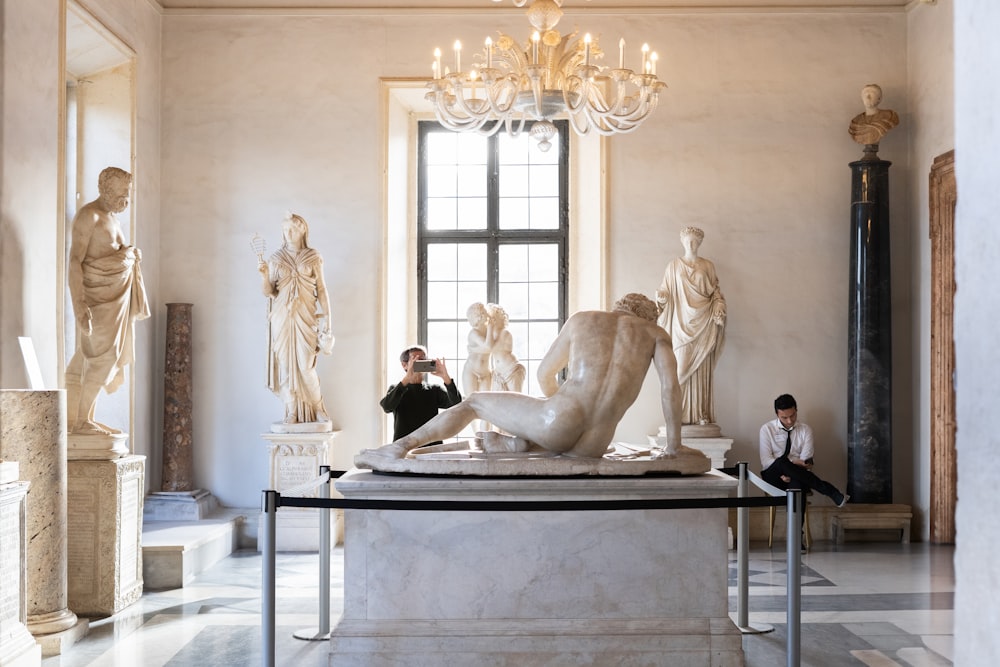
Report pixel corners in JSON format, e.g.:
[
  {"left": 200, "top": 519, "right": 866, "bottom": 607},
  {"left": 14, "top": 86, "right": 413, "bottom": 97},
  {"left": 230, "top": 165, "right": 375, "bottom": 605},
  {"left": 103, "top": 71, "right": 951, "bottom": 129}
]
[
  {"left": 786, "top": 489, "right": 802, "bottom": 667},
  {"left": 294, "top": 467, "right": 333, "bottom": 641},
  {"left": 735, "top": 461, "right": 774, "bottom": 634},
  {"left": 261, "top": 490, "right": 278, "bottom": 667}
]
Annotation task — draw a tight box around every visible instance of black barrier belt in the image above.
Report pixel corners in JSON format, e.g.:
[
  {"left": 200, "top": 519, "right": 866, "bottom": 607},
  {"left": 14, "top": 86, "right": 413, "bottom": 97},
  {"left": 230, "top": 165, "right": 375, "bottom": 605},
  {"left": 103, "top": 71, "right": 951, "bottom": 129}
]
[{"left": 273, "top": 493, "right": 784, "bottom": 512}]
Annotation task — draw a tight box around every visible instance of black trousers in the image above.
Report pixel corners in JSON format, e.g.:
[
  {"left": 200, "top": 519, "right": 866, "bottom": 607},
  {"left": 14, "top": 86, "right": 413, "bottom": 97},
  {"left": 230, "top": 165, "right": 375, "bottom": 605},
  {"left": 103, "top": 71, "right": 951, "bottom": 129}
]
[{"left": 762, "top": 457, "right": 844, "bottom": 506}]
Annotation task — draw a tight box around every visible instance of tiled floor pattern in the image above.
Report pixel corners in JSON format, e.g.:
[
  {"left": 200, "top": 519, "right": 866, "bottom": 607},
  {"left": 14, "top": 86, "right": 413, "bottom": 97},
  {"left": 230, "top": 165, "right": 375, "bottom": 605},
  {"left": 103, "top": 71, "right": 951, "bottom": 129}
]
[{"left": 39, "top": 542, "right": 953, "bottom": 666}]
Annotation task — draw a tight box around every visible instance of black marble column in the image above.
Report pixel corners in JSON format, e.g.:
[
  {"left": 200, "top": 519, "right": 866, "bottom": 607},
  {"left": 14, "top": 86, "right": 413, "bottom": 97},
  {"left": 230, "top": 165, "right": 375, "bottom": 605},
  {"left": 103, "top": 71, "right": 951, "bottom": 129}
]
[{"left": 848, "top": 157, "right": 892, "bottom": 503}]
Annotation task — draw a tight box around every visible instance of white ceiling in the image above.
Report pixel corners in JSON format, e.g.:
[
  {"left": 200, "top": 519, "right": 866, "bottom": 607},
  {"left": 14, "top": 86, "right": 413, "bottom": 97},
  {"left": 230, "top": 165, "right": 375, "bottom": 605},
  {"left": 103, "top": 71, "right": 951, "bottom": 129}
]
[
  {"left": 155, "top": 0, "right": 913, "bottom": 12},
  {"left": 67, "top": 4, "right": 132, "bottom": 78}
]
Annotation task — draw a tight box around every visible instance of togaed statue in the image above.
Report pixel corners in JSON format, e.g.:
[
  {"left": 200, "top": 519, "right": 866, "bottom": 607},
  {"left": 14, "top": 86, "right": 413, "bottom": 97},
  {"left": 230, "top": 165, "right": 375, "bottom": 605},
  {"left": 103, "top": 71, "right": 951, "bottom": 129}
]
[
  {"left": 66, "top": 166, "right": 150, "bottom": 436},
  {"left": 360, "top": 293, "right": 698, "bottom": 462},
  {"left": 655, "top": 226, "right": 726, "bottom": 427},
  {"left": 258, "top": 213, "right": 334, "bottom": 429}
]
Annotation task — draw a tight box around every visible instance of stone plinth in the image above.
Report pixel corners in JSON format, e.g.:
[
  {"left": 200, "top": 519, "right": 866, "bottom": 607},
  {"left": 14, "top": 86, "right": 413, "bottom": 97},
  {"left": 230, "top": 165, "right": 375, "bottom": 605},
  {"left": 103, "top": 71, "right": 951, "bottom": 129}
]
[
  {"left": 330, "top": 468, "right": 743, "bottom": 666},
  {"left": 66, "top": 456, "right": 145, "bottom": 616},
  {"left": 67, "top": 433, "right": 129, "bottom": 460},
  {"left": 1, "top": 477, "right": 41, "bottom": 667},
  {"left": 144, "top": 489, "right": 218, "bottom": 521},
  {"left": 651, "top": 426, "right": 733, "bottom": 469},
  {"left": 259, "top": 431, "right": 339, "bottom": 552},
  {"left": 0, "top": 390, "right": 84, "bottom": 654}
]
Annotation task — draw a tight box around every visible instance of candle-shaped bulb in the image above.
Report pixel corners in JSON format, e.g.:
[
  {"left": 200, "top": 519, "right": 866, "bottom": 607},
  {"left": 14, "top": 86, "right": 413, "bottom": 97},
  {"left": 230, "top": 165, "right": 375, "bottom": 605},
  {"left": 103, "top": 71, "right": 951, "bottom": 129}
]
[
  {"left": 485, "top": 36, "right": 493, "bottom": 69},
  {"left": 619, "top": 37, "right": 625, "bottom": 69},
  {"left": 584, "top": 33, "right": 592, "bottom": 68},
  {"left": 434, "top": 48, "right": 442, "bottom": 79},
  {"left": 641, "top": 43, "right": 649, "bottom": 73},
  {"left": 454, "top": 40, "right": 462, "bottom": 72},
  {"left": 650, "top": 51, "right": 658, "bottom": 76}
]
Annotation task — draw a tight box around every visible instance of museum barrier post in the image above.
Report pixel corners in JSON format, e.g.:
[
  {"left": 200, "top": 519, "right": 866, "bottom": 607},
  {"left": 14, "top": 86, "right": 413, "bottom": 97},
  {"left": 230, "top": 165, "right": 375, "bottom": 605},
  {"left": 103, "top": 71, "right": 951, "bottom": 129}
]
[
  {"left": 259, "top": 476, "right": 800, "bottom": 667},
  {"left": 736, "top": 461, "right": 775, "bottom": 634}
]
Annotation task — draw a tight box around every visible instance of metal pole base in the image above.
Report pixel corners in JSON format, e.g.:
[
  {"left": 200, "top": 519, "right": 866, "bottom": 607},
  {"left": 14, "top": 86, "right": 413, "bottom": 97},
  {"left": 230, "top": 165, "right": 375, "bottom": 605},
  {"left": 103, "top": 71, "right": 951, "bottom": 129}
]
[
  {"left": 738, "top": 622, "right": 775, "bottom": 635},
  {"left": 293, "top": 628, "right": 331, "bottom": 641}
]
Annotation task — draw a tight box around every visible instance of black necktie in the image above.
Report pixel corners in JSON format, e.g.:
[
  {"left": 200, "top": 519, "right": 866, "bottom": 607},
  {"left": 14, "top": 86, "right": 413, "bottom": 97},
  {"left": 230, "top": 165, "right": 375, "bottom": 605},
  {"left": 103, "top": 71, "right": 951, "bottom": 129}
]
[{"left": 782, "top": 428, "right": 792, "bottom": 458}]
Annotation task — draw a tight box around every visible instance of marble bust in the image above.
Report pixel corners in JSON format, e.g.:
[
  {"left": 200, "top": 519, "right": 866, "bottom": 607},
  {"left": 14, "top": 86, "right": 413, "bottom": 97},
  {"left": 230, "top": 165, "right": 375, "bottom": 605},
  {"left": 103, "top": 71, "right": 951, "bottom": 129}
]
[
  {"left": 258, "top": 213, "right": 333, "bottom": 430},
  {"left": 655, "top": 227, "right": 726, "bottom": 427},
  {"left": 848, "top": 83, "right": 900, "bottom": 147}
]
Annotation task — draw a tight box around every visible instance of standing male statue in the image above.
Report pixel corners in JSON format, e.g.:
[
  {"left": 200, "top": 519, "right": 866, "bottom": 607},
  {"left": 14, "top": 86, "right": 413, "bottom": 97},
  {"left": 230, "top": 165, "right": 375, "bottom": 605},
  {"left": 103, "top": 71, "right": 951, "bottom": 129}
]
[
  {"left": 66, "top": 166, "right": 149, "bottom": 435},
  {"left": 656, "top": 227, "right": 726, "bottom": 427}
]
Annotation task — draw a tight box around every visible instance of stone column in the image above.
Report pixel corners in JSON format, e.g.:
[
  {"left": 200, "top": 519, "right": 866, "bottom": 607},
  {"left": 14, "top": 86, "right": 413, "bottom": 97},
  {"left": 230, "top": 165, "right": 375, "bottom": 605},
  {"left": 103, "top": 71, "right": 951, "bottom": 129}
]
[
  {"left": 0, "top": 463, "right": 41, "bottom": 666},
  {"left": 847, "top": 157, "right": 893, "bottom": 503},
  {"left": 162, "top": 303, "right": 194, "bottom": 491},
  {"left": 0, "top": 390, "right": 84, "bottom": 653}
]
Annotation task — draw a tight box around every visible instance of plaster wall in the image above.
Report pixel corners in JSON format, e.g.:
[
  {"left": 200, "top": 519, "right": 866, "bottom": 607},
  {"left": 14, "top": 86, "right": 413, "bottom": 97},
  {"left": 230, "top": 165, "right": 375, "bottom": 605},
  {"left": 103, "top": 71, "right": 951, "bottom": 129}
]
[
  {"left": 161, "top": 9, "right": 910, "bottom": 509},
  {"left": 906, "top": 0, "right": 953, "bottom": 544},
  {"left": 954, "top": 0, "right": 1000, "bottom": 661}
]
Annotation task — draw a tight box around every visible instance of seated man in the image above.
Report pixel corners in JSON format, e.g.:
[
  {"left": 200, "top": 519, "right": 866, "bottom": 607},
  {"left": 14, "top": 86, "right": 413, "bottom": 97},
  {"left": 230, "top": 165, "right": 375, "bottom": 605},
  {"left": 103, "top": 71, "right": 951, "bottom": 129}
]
[
  {"left": 759, "top": 393, "right": 849, "bottom": 507},
  {"left": 380, "top": 346, "right": 461, "bottom": 445},
  {"left": 363, "top": 293, "right": 691, "bottom": 461}
]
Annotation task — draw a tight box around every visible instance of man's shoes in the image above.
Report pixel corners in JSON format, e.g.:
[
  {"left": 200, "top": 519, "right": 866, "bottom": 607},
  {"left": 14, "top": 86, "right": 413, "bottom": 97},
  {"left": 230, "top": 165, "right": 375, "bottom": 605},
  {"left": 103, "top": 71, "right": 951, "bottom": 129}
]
[{"left": 837, "top": 494, "right": 850, "bottom": 508}]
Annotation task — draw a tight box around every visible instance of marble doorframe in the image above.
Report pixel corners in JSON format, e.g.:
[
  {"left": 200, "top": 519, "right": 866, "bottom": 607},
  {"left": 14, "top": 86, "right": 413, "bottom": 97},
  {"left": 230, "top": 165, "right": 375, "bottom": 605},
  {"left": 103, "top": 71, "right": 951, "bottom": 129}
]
[{"left": 929, "top": 149, "right": 956, "bottom": 545}]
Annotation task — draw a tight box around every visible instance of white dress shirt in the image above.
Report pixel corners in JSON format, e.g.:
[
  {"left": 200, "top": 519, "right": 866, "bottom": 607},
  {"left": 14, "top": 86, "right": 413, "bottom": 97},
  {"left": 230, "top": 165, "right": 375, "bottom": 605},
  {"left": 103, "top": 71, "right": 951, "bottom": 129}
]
[{"left": 759, "top": 418, "right": 815, "bottom": 470}]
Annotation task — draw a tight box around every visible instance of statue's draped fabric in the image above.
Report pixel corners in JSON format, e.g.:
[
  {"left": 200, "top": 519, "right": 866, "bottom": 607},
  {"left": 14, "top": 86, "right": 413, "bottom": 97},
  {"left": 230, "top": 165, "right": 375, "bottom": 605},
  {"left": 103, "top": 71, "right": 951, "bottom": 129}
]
[
  {"left": 267, "top": 246, "right": 327, "bottom": 423},
  {"left": 79, "top": 248, "right": 150, "bottom": 392},
  {"left": 657, "top": 258, "right": 725, "bottom": 424}
]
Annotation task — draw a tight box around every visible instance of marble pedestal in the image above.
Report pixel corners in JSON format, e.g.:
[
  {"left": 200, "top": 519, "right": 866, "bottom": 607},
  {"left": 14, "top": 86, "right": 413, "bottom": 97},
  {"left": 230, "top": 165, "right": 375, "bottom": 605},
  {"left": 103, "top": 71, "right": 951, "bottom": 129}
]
[
  {"left": 66, "top": 456, "right": 145, "bottom": 617},
  {"left": 1, "top": 471, "right": 41, "bottom": 667},
  {"left": 331, "top": 468, "right": 743, "bottom": 666},
  {"left": 259, "top": 431, "right": 339, "bottom": 552},
  {"left": 651, "top": 426, "right": 733, "bottom": 469}
]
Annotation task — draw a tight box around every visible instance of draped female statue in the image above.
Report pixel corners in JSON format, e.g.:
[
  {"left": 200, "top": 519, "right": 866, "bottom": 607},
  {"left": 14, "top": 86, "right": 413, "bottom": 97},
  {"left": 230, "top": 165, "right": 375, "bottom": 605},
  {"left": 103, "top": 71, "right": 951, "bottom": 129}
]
[
  {"left": 655, "top": 227, "right": 726, "bottom": 426},
  {"left": 258, "top": 213, "right": 334, "bottom": 427}
]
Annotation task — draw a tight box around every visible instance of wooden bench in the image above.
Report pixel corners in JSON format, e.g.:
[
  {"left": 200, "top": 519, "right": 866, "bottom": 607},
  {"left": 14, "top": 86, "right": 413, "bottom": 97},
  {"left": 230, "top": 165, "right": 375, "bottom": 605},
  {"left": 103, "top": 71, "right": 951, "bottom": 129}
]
[{"left": 832, "top": 504, "right": 912, "bottom": 544}]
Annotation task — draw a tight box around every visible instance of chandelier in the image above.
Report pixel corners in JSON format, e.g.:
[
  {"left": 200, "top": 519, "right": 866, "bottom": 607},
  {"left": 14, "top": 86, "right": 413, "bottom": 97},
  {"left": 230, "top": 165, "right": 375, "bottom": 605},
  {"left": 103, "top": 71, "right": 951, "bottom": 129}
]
[{"left": 425, "top": 0, "right": 667, "bottom": 151}]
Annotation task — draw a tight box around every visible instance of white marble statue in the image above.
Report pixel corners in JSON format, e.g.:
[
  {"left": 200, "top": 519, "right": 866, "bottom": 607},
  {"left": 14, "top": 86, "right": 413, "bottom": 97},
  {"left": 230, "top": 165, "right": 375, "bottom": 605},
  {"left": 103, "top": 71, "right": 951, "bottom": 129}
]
[
  {"left": 486, "top": 304, "right": 526, "bottom": 393},
  {"left": 360, "top": 293, "right": 693, "bottom": 461},
  {"left": 656, "top": 226, "right": 726, "bottom": 426},
  {"left": 848, "top": 83, "right": 900, "bottom": 147},
  {"left": 65, "top": 166, "right": 150, "bottom": 435},
  {"left": 462, "top": 302, "right": 494, "bottom": 395},
  {"left": 258, "top": 213, "right": 333, "bottom": 427}
]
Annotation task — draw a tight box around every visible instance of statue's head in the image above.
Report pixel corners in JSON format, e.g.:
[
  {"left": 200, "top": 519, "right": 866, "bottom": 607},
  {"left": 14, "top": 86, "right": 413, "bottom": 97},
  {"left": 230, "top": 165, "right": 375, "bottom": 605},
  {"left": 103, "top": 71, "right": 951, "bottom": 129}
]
[
  {"left": 282, "top": 213, "right": 310, "bottom": 247},
  {"left": 613, "top": 293, "right": 658, "bottom": 322},
  {"left": 680, "top": 226, "right": 704, "bottom": 243},
  {"left": 97, "top": 167, "right": 132, "bottom": 214},
  {"left": 487, "top": 303, "right": 509, "bottom": 327},
  {"left": 861, "top": 83, "right": 883, "bottom": 110},
  {"left": 467, "top": 302, "right": 489, "bottom": 327}
]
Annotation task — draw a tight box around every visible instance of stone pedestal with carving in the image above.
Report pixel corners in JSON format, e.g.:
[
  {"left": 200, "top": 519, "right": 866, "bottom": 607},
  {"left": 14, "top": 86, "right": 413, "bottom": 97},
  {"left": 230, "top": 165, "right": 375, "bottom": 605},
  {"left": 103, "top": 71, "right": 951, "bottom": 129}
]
[
  {"left": 331, "top": 469, "right": 743, "bottom": 666},
  {"left": 66, "top": 456, "right": 145, "bottom": 617},
  {"left": 1, "top": 466, "right": 41, "bottom": 667},
  {"left": 0, "top": 390, "right": 87, "bottom": 656},
  {"left": 258, "top": 431, "right": 339, "bottom": 551}
]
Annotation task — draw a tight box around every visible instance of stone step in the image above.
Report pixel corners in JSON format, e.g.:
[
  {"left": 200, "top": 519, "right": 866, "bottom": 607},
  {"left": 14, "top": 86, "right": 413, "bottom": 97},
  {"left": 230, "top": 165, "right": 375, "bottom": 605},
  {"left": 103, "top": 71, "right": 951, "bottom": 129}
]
[{"left": 141, "top": 514, "right": 244, "bottom": 590}]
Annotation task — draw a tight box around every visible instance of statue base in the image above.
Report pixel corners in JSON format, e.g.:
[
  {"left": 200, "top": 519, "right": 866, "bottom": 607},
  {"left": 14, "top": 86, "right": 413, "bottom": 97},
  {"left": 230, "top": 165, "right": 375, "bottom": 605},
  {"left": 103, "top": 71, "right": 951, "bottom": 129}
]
[
  {"left": 652, "top": 426, "right": 733, "bottom": 469},
  {"left": 330, "top": 468, "right": 743, "bottom": 665},
  {"left": 67, "top": 432, "right": 129, "bottom": 460},
  {"left": 269, "top": 421, "right": 333, "bottom": 434},
  {"left": 259, "top": 430, "right": 339, "bottom": 551},
  {"left": 144, "top": 489, "right": 218, "bottom": 521},
  {"left": 66, "top": 456, "right": 146, "bottom": 616}
]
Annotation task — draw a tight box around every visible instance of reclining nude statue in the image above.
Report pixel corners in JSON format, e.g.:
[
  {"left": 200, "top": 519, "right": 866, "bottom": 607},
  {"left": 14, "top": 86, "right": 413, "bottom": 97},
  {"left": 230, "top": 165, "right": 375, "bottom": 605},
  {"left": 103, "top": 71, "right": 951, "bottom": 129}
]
[{"left": 359, "top": 293, "right": 701, "bottom": 464}]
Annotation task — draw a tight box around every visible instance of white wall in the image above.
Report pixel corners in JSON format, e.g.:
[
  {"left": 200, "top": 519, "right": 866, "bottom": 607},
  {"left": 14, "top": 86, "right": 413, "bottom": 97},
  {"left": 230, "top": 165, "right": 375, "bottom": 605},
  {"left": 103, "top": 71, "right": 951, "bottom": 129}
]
[
  {"left": 954, "top": 0, "right": 1000, "bottom": 661},
  {"left": 160, "top": 8, "right": 911, "bottom": 509},
  {"left": 906, "top": 0, "right": 954, "bottom": 543}
]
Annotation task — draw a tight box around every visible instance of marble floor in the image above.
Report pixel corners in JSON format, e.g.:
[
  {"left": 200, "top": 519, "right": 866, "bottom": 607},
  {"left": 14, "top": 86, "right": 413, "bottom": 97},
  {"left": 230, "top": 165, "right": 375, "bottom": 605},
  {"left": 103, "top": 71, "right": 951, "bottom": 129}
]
[{"left": 39, "top": 541, "right": 954, "bottom": 667}]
